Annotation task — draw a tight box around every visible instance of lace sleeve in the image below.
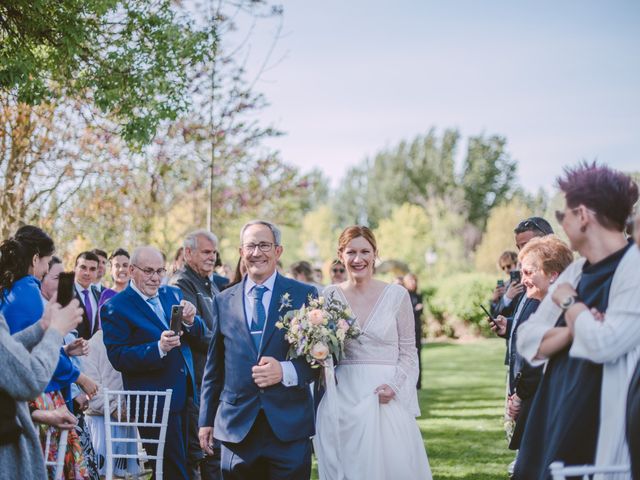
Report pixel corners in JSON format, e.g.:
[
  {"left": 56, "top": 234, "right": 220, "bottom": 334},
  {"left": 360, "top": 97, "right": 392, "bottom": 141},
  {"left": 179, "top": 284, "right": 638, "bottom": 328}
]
[{"left": 389, "top": 289, "right": 419, "bottom": 394}]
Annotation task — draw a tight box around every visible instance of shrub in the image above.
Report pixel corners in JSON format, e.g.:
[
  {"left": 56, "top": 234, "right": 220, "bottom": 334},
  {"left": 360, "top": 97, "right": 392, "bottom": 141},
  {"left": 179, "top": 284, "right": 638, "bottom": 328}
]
[{"left": 425, "top": 272, "right": 497, "bottom": 338}]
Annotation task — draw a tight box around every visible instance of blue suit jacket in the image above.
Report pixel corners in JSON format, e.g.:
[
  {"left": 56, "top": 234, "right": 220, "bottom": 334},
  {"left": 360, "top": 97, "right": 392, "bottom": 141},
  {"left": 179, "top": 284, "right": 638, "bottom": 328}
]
[
  {"left": 199, "top": 274, "right": 319, "bottom": 443},
  {"left": 101, "top": 285, "right": 204, "bottom": 412}
]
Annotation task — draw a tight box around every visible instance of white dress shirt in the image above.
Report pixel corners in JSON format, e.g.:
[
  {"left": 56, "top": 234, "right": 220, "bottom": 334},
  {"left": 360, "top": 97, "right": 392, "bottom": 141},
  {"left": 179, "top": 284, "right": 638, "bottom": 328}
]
[{"left": 244, "top": 271, "right": 298, "bottom": 387}]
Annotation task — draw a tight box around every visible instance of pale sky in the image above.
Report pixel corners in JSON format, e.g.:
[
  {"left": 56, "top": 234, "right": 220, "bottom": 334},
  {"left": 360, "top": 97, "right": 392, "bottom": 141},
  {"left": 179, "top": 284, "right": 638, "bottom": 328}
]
[{"left": 236, "top": 0, "right": 640, "bottom": 192}]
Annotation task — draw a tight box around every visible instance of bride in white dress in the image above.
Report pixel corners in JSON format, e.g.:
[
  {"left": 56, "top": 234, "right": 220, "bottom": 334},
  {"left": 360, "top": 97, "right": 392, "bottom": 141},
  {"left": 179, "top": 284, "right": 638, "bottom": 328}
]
[{"left": 314, "top": 226, "right": 432, "bottom": 480}]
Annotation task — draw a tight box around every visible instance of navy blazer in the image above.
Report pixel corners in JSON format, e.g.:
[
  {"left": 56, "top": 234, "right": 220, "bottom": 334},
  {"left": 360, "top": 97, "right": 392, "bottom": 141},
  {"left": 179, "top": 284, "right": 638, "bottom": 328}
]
[
  {"left": 101, "top": 285, "right": 204, "bottom": 412},
  {"left": 199, "top": 274, "right": 319, "bottom": 444}
]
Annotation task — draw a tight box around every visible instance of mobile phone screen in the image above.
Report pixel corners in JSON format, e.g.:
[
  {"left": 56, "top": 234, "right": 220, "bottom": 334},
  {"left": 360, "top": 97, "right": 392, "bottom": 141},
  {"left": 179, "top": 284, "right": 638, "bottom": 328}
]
[
  {"left": 57, "top": 272, "right": 76, "bottom": 307},
  {"left": 170, "top": 305, "right": 184, "bottom": 334}
]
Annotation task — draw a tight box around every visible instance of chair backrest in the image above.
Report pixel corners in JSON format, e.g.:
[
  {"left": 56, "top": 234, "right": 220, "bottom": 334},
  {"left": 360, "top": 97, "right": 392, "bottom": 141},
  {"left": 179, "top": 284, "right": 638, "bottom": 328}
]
[
  {"left": 549, "top": 461, "right": 631, "bottom": 480},
  {"left": 43, "top": 428, "right": 68, "bottom": 480},
  {"left": 103, "top": 388, "right": 173, "bottom": 480}
]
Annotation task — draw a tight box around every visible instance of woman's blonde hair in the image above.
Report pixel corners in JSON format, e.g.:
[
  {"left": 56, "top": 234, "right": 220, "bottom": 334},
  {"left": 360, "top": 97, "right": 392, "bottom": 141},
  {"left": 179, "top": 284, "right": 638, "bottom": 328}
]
[{"left": 518, "top": 235, "right": 573, "bottom": 276}]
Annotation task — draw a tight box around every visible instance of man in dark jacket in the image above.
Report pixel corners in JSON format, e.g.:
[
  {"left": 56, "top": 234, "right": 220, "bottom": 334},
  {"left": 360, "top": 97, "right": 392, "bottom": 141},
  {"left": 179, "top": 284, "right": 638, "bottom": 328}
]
[{"left": 170, "top": 229, "right": 221, "bottom": 480}]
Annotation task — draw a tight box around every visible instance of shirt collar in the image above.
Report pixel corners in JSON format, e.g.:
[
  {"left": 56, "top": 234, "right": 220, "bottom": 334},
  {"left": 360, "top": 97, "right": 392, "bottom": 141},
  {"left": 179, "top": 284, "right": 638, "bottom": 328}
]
[
  {"left": 130, "top": 279, "right": 157, "bottom": 302},
  {"left": 244, "top": 270, "right": 277, "bottom": 297},
  {"left": 75, "top": 282, "right": 92, "bottom": 295}
]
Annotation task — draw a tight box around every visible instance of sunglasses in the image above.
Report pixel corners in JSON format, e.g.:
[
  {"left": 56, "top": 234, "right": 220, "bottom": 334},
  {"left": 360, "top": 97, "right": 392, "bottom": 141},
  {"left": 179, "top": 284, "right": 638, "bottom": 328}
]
[
  {"left": 517, "top": 218, "right": 548, "bottom": 234},
  {"left": 500, "top": 263, "right": 514, "bottom": 272},
  {"left": 331, "top": 268, "right": 346, "bottom": 274}
]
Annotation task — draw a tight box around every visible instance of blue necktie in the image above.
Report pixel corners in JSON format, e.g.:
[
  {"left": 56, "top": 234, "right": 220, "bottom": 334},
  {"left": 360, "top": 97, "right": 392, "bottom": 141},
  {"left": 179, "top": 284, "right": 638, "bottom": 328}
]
[
  {"left": 147, "top": 296, "right": 167, "bottom": 327},
  {"left": 250, "top": 285, "right": 267, "bottom": 350}
]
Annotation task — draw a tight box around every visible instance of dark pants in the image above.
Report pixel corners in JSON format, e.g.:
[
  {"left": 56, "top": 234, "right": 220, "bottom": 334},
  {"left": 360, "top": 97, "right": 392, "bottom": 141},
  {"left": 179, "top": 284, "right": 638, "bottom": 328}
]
[
  {"left": 187, "top": 395, "right": 221, "bottom": 479},
  {"left": 139, "top": 406, "right": 189, "bottom": 480},
  {"left": 221, "top": 411, "right": 312, "bottom": 480}
]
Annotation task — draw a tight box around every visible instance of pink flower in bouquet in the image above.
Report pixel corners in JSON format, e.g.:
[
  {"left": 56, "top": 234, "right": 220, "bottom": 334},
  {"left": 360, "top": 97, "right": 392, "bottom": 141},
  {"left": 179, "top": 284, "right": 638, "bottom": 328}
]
[
  {"left": 308, "top": 309, "right": 325, "bottom": 325},
  {"left": 310, "top": 342, "right": 329, "bottom": 361},
  {"left": 337, "top": 319, "right": 349, "bottom": 332}
]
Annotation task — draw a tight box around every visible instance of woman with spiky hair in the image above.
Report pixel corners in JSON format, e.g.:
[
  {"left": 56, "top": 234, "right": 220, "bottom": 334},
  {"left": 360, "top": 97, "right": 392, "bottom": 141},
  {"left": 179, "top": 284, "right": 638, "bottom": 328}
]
[{"left": 516, "top": 162, "right": 640, "bottom": 480}]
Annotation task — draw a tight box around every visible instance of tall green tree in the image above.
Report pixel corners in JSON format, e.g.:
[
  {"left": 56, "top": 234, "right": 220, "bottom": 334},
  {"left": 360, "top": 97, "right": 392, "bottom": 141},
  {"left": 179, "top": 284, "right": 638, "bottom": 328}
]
[
  {"left": 0, "top": 0, "right": 210, "bottom": 144},
  {"left": 332, "top": 129, "right": 518, "bottom": 232},
  {"left": 460, "top": 134, "right": 518, "bottom": 230}
]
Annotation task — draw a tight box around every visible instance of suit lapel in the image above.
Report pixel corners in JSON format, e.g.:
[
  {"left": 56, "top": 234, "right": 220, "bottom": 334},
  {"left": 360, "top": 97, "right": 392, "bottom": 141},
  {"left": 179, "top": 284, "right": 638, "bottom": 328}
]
[
  {"left": 259, "top": 274, "right": 286, "bottom": 356},
  {"left": 125, "top": 287, "right": 168, "bottom": 332}
]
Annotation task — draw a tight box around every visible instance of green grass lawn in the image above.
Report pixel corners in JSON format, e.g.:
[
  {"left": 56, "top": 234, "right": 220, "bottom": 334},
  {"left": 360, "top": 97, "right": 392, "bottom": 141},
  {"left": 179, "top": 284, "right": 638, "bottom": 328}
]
[
  {"left": 312, "top": 338, "right": 514, "bottom": 479},
  {"left": 419, "top": 339, "right": 514, "bottom": 480}
]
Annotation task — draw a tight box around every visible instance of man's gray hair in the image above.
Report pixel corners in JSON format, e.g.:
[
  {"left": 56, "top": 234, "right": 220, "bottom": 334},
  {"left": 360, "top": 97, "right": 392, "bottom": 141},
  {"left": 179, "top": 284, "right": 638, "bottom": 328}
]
[
  {"left": 240, "top": 220, "right": 282, "bottom": 245},
  {"left": 183, "top": 229, "right": 219, "bottom": 250}
]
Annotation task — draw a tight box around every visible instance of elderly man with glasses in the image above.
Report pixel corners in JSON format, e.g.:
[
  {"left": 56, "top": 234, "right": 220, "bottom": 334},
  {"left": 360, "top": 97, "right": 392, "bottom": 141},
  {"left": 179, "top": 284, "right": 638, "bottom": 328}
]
[
  {"left": 102, "top": 246, "right": 204, "bottom": 480},
  {"left": 170, "top": 230, "right": 223, "bottom": 480}
]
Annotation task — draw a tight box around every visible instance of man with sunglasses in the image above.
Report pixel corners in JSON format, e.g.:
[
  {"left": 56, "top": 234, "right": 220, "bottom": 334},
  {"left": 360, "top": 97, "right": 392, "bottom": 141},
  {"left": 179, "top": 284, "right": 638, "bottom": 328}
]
[
  {"left": 329, "top": 259, "right": 347, "bottom": 284},
  {"left": 102, "top": 246, "right": 205, "bottom": 480}
]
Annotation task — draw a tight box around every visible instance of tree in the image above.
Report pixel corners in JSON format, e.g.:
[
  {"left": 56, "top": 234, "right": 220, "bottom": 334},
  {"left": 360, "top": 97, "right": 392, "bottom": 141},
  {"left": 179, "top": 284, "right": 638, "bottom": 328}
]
[
  {"left": 460, "top": 134, "right": 518, "bottom": 230},
  {"left": 332, "top": 129, "right": 518, "bottom": 232},
  {"left": 0, "top": 94, "right": 122, "bottom": 238},
  {"left": 473, "top": 198, "right": 533, "bottom": 274},
  {"left": 374, "top": 201, "right": 467, "bottom": 280},
  {"left": 0, "top": 0, "right": 209, "bottom": 145}
]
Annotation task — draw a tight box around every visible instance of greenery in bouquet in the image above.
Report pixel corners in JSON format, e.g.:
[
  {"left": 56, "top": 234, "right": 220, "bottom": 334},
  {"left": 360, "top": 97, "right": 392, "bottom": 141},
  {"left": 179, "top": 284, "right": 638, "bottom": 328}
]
[{"left": 275, "top": 292, "right": 361, "bottom": 368}]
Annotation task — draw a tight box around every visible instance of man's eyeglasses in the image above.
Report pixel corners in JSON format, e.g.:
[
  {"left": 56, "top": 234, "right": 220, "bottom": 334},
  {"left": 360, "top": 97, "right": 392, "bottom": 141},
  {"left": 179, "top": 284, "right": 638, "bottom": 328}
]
[
  {"left": 132, "top": 264, "right": 167, "bottom": 278},
  {"left": 517, "top": 218, "right": 548, "bottom": 234},
  {"left": 331, "top": 267, "right": 346, "bottom": 274},
  {"left": 241, "top": 242, "right": 275, "bottom": 253}
]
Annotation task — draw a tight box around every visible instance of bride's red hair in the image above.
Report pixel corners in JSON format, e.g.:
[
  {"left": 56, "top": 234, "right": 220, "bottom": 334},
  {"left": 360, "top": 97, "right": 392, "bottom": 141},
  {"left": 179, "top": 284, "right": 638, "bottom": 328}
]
[{"left": 337, "top": 225, "right": 378, "bottom": 256}]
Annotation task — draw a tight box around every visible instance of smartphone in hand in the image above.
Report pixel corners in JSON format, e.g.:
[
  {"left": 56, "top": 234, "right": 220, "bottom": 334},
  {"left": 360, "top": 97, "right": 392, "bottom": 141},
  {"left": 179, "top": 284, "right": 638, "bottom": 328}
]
[
  {"left": 57, "top": 272, "right": 76, "bottom": 307},
  {"left": 170, "top": 305, "right": 184, "bottom": 335},
  {"left": 510, "top": 270, "right": 521, "bottom": 284},
  {"left": 479, "top": 304, "right": 496, "bottom": 325}
]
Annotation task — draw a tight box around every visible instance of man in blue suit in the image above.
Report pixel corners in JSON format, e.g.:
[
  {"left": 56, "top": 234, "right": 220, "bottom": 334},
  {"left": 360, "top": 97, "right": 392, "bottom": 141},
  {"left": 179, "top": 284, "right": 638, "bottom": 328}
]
[
  {"left": 102, "top": 246, "right": 205, "bottom": 480},
  {"left": 199, "top": 220, "right": 319, "bottom": 480}
]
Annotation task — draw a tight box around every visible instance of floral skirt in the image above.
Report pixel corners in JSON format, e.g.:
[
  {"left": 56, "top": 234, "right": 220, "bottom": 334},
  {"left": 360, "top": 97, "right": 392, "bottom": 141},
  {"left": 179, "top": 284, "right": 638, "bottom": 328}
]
[{"left": 30, "top": 391, "right": 99, "bottom": 480}]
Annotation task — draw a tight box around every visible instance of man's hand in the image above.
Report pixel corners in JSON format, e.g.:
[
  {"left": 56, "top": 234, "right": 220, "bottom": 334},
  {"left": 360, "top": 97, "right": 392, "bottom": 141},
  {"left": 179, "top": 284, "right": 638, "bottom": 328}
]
[
  {"left": 181, "top": 300, "right": 196, "bottom": 325},
  {"left": 491, "top": 285, "right": 506, "bottom": 303},
  {"left": 375, "top": 384, "right": 396, "bottom": 404},
  {"left": 64, "top": 338, "right": 89, "bottom": 357},
  {"left": 508, "top": 394, "right": 522, "bottom": 419},
  {"left": 252, "top": 357, "right": 283, "bottom": 388},
  {"left": 551, "top": 283, "right": 578, "bottom": 308},
  {"left": 490, "top": 315, "right": 508, "bottom": 337},
  {"left": 159, "top": 330, "right": 181, "bottom": 353},
  {"left": 32, "top": 405, "right": 78, "bottom": 430},
  {"left": 505, "top": 282, "right": 524, "bottom": 300},
  {"left": 199, "top": 426, "right": 215, "bottom": 455},
  {"left": 76, "top": 373, "right": 98, "bottom": 398}
]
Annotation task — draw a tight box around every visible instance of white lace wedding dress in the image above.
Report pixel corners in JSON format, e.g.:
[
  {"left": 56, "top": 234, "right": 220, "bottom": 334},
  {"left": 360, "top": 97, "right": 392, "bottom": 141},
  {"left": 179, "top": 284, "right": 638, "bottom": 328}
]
[{"left": 314, "top": 284, "right": 432, "bottom": 480}]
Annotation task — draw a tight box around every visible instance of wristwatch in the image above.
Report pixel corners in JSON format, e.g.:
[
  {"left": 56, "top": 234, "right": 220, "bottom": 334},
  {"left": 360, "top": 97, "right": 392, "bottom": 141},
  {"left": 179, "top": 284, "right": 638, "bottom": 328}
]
[{"left": 560, "top": 295, "right": 578, "bottom": 311}]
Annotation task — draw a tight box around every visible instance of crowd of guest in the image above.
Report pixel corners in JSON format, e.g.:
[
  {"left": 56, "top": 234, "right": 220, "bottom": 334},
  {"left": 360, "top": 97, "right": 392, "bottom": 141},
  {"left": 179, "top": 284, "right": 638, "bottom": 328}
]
[
  {"left": 1, "top": 162, "right": 638, "bottom": 480},
  {"left": 487, "top": 163, "right": 640, "bottom": 480}
]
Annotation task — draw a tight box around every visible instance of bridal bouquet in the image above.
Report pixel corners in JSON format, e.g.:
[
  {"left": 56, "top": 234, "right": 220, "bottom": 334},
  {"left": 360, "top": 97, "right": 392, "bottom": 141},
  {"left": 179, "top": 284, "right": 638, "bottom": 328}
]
[{"left": 275, "top": 292, "right": 360, "bottom": 368}]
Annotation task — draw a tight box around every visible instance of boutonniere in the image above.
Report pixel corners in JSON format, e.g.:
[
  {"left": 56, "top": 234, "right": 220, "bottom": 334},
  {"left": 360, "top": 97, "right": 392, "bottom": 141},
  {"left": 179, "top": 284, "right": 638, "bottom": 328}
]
[{"left": 279, "top": 292, "right": 292, "bottom": 312}]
